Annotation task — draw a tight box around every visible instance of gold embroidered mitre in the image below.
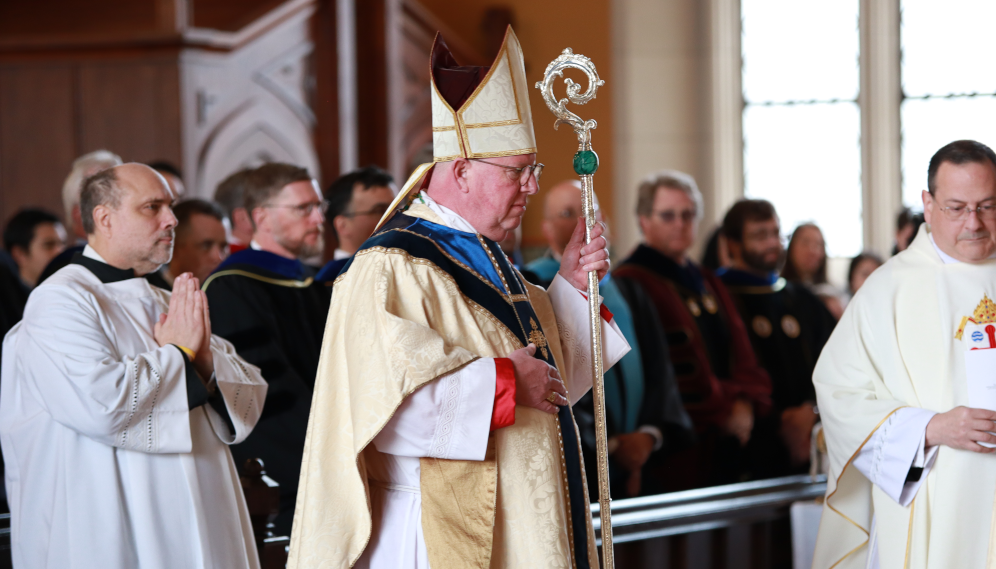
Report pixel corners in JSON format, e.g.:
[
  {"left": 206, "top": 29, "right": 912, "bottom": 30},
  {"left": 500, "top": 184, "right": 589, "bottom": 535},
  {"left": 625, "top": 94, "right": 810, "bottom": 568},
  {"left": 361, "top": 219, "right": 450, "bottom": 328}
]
[{"left": 430, "top": 26, "right": 537, "bottom": 161}]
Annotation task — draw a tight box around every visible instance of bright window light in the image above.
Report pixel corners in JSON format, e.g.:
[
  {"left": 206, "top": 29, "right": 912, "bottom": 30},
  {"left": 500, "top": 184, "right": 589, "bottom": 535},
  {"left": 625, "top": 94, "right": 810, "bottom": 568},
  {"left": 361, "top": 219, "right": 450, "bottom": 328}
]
[
  {"left": 742, "top": 0, "right": 862, "bottom": 258},
  {"left": 901, "top": 0, "right": 996, "bottom": 206}
]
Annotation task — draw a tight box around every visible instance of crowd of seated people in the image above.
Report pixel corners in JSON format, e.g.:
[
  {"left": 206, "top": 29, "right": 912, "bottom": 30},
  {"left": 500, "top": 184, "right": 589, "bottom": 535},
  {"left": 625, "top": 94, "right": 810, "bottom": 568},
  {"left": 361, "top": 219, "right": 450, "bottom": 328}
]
[{"left": 0, "top": 150, "right": 899, "bottom": 523}]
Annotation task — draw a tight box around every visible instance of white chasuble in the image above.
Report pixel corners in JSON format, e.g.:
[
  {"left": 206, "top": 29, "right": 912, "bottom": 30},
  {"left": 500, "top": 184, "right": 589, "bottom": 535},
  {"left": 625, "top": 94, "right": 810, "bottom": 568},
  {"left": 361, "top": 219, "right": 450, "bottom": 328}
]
[
  {"left": 289, "top": 202, "right": 628, "bottom": 569},
  {"left": 0, "top": 257, "right": 267, "bottom": 569},
  {"left": 813, "top": 226, "right": 996, "bottom": 569}
]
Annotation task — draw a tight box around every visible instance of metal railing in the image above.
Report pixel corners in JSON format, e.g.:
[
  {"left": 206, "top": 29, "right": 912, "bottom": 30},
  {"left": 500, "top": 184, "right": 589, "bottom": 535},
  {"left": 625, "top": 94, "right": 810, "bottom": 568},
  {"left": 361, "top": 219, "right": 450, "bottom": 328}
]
[
  {"left": 0, "top": 475, "right": 826, "bottom": 569},
  {"left": 592, "top": 474, "right": 826, "bottom": 546}
]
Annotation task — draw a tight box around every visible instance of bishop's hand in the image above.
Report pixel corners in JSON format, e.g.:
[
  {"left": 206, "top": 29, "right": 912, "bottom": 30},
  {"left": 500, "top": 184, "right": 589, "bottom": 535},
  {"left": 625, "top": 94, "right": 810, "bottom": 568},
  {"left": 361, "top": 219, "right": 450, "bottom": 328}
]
[
  {"left": 558, "top": 217, "right": 610, "bottom": 290},
  {"left": 509, "top": 343, "right": 568, "bottom": 414}
]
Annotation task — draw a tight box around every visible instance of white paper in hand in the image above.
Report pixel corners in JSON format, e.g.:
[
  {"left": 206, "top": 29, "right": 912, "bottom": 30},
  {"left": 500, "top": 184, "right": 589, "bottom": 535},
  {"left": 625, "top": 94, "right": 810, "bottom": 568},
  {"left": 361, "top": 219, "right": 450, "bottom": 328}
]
[{"left": 965, "top": 348, "right": 996, "bottom": 448}]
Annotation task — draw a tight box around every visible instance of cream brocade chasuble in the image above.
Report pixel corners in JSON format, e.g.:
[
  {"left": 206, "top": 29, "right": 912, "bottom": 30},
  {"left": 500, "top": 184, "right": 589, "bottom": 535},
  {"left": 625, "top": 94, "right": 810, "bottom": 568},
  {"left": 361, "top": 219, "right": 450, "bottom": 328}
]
[
  {"left": 288, "top": 203, "right": 626, "bottom": 569},
  {"left": 813, "top": 226, "right": 996, "bottom": 569}
]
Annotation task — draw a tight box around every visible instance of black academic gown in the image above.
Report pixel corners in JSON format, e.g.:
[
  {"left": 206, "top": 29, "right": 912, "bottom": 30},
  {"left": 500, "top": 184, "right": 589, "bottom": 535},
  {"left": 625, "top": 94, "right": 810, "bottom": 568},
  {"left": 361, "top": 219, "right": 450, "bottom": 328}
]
[
  {"left": 38, "top": 244, "right": 84, "bottom": 285},
  {"left": 716, "top": 268, "right": 836, "bottom": 478},
  {"left": 203, "top": 248, "right": 331, "bottom": 535},
  {"left": 0, "top": 259, "right": 28, "bottom": 511}
]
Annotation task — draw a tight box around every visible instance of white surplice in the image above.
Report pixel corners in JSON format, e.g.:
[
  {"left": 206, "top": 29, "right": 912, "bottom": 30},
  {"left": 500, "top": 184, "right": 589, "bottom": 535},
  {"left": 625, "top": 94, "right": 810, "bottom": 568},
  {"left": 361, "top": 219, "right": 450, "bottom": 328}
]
[
  {"left": 355, "top": 193, "right": 629, "bottom": 569},
  {"left": 0, "top": 247, "right": 268, "bottom": 569}
]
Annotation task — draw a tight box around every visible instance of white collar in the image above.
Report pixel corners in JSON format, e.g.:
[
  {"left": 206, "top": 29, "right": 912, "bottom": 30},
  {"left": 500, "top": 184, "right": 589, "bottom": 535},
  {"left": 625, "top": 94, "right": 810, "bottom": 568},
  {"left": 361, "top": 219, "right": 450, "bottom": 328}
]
[
  {"left": 249, "top": 240, "right": 262, "bottom": 251},
  {"left": 333, "top": 248, "right": 351, "bottom": 260},
  {"left": 418, "top": 192, "right": 478, "bottom": 234},
  {"left": 82, "top": 244, "right": 109, "bottom": 264}
]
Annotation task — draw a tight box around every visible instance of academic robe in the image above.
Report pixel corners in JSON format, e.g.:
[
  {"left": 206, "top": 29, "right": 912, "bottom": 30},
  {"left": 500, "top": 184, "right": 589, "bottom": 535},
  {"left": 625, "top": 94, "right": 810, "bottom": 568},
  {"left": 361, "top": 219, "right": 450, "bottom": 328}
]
[
  {"left": 529, "top": 255, "right": 694, "bottom": 498},
  {"left": 0, "top": 259, "right": 28, "bottom": 505},
  {"left": 37, "top": 243, "right": 84, "bottom": 285},
  {"left": 0, "top": 248, "right": 267, "bottom": 569},
  {"left": 813, "top": 226, "right": 996, "bottom": 569},
  {"left": 288, "top": 198, "right": 630, "bottom": 569},
  {"left": 203, "top": 248, "right": 332, "bottom": 535},
  {"left": 614, "top": 245, "right": 772, "bottom": 490},
  {"left": 717, "top": 268, "right": 835, "bottom": 478}
]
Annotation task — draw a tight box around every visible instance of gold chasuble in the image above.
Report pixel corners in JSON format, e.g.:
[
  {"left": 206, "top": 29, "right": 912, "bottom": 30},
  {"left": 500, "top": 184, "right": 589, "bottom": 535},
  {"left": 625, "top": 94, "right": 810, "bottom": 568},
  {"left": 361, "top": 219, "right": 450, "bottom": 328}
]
[
  {"left": 288, "top": 203, "right": 600, "bottom": 569},
  {"left": 813, "top": 226, "right": 996, "bottom": 569}
]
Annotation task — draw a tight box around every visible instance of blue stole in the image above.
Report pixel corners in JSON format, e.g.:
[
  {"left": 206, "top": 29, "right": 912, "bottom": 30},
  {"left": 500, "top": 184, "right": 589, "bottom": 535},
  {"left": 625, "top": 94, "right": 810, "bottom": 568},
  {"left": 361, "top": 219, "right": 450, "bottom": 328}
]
[{"left": 342, "top": 214, "right": 592, "bottom": 568}]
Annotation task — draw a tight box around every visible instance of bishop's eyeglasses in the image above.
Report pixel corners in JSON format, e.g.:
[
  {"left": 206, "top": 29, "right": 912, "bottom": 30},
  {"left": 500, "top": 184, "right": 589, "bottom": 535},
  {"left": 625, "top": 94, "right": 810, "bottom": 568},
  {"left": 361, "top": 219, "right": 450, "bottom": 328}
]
[
  {"left": 937, "top": 203, "right": 996, "bottom": 220},
  {"left": 472, "top": 160, "right": 545, "bottom": 186}
]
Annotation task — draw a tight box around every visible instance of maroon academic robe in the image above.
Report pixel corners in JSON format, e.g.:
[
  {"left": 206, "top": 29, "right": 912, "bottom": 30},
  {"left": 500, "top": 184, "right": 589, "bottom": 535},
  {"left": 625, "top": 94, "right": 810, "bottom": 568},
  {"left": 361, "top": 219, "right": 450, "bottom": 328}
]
[{"left": 614, "top": 244, "right": 771, "bottom": 489}]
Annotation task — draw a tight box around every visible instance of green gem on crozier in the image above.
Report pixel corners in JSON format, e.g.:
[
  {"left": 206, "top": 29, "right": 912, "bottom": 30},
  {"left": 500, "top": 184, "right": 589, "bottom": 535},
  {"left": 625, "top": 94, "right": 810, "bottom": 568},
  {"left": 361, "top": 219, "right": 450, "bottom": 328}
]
[{"left": 573, "top": 150, "right": 599, "bottom": 176}]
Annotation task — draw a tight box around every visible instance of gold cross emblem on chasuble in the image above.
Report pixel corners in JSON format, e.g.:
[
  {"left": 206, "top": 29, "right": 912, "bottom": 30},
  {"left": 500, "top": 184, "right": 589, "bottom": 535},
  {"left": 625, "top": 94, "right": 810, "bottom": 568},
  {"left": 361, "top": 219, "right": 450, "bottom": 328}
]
[{"left": 528, "top": 318, "right": 549, "bottom": 359}]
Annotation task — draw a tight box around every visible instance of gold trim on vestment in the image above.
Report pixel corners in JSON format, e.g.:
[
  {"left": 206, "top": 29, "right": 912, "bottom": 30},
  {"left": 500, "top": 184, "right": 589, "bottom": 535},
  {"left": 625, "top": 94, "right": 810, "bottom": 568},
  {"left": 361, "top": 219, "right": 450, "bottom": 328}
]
[
  {"left": 348, "top": 354, "right": 483, "bottom": 566},
  {"left": 903, "top": 497, "right": 916, "bottom": 569},
  {"left": 201, "top": 269, "right": 313, "bottom": 291},
  {"left": 375, "top": 162, "right": 435, "bottom": 231},
  {"left": 468, "top": 119, "right": 523, "bottom": 129},
  {"left": 822, "top": 406, "right": 907, "bottom": 569},
  {"left": 430, "top": 75, "right": 466, "bottom": 157},
  {"left": 467, "top": 147, "right": 539, "bottom": 159}
]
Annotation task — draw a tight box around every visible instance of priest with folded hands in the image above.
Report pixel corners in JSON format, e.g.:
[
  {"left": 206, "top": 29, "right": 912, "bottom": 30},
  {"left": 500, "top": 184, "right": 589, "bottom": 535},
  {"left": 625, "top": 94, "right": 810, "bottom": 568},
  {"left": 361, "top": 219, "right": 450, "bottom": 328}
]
[{"left": 0, "top": 163, "right": 267, "bottom": 569}]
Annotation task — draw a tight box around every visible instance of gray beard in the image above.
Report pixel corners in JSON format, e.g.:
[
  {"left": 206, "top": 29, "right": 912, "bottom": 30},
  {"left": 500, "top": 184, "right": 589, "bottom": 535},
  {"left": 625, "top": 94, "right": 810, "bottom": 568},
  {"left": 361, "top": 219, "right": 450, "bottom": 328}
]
[{"left": 297, "top": 239, "right": 324, "bottom": 260}]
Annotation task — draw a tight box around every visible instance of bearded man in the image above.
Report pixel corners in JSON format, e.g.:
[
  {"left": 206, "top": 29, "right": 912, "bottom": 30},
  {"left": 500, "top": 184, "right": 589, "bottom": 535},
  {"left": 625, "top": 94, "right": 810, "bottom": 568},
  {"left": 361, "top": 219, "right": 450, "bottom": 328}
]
[
  {"left": 814, "top": 140, "right": 996, "bottom": 568},
  {"left": 288, "top": 27, "right": 630, "bottom": 569},
  {"left": 717, "top": 199, "right": 835, "bottom": 478},
  {"left": 204, "top": 162, "right": 330, "bottom": 534}
]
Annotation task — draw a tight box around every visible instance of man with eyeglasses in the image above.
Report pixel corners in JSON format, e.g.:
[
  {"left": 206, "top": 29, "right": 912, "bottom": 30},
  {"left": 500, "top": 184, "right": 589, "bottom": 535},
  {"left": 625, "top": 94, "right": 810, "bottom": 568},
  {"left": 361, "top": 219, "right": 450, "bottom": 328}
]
[
  {"left": 203, "top": 162, "right": 331, "bottom": 535},
  {"left": 316, "top": 166, "right": 396, "bottom": 283},
  {"left": 716, "top": 199, "right": 836, "bottom": 479},
  {"left": 613, "top": 170, "right": 772, "bottom": 491},
  {"left": 290, "top": 27, "right": 632, "bottom": 569},
  {"left": 813, "top": 141, "right": 996, "bottom": 569}
]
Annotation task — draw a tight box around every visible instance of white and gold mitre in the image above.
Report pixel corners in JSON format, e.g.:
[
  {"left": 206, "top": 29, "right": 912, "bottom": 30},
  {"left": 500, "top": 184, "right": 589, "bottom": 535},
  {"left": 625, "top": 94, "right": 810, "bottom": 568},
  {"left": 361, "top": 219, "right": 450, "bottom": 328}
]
[{"left": 430, "top": 26, "right": 537, "bottom": 161}]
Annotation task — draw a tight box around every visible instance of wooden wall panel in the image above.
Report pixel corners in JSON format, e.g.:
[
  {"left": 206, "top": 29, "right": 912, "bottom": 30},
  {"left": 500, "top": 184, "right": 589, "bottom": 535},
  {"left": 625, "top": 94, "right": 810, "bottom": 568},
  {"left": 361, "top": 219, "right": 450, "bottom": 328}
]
[
  {"left": 78, "top": 60, "right": 182, "bottom": 166},
  {"left": 311, "top": 0, "right": 339, "bottom": 185},
  {"left": 0, "top": 0, "right": 158, "bottom": 38},
  {"left": 355, "top": 0, "right": 389, "bottom": 170},
  {"left": 192, "top": 0, "right": 285, "bottom": 32},
  {"left": 0, "top": 65, "right": 77, "bottom": 224}
]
